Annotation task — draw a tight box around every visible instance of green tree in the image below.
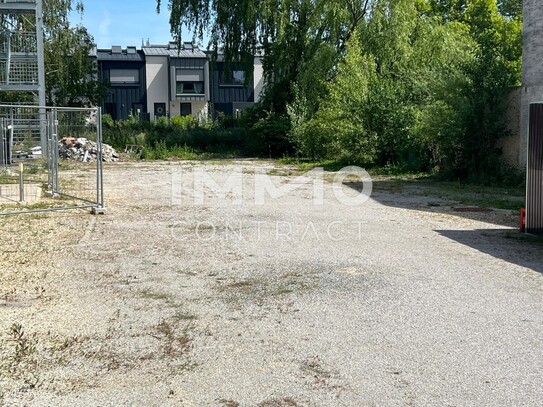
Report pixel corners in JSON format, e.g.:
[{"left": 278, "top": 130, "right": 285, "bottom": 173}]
[
  {"left": 293, "top": 0, "right": 475, "bottom": 169},
  {"left": 291, "top": 35, "right": 378, "bottom": 161},
  {"left": 158, "top": 0, "right": 376, "bottom": 114},
  {"left": 425, "top": 0, "right": 522, "bottom": 178},
  {"left": 44, "top": 1, "right": 106, "bottom": 106},
  {"left": 45, "top": 25, "right": 106, "bottom": 106}
]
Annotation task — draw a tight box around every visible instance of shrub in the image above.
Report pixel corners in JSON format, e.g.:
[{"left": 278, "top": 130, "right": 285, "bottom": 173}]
[
  {"left": 101, "top": 113, "right": 115, "bottom": 128},
  {"left": 171, "top": 115, "right": 197, "bottom": 129}
]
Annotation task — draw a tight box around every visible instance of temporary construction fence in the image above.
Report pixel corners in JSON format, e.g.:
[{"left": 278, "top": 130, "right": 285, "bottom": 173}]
[{"left": 0, "top": 104, "right": 105, "bottom": 215}]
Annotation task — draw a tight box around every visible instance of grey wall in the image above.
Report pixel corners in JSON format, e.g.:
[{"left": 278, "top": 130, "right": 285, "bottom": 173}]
[
  {"left": 520, "top": 0, "right": 543, "bottom": 168},
  {"left": 499, "top": 87, "right": 521, "bottom": 167},
  {"left": 210, "top": 62, "right": 255, "bottom": 116},
  {"left": 100, "top": 61, "right": 147, "bottom": 120}
]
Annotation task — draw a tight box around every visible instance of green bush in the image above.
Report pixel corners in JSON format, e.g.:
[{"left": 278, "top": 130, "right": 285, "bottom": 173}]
[
  {"left": 101, "top": 114, "right": 268, "bottom": 158},
  {"left": 102, "top": 113, "right": 115, "bottom": 128},
  {"left": 171, "top": 115, "right": 197, "bottom": 129}
]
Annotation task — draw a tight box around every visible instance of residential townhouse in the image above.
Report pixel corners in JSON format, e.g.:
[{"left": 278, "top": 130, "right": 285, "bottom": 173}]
[
  {"left": 96, "top": 46, "right": 147, "bottom": 121},
  {"left": 95, "top": 42, "right": 264, "bottom": 122}
]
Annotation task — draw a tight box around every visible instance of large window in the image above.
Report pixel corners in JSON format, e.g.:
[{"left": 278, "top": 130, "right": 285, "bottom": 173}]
[
  {"left": 176, "top": 82, "right": 204, "bottom": 95},
  {"left": 175, "top": 68, "right": 205, "bottom": 96},
  {"left": 220, "top": 70, "right": 245, "bottom": 86},
  {"left": 110, "top": 69, "right": 139, "bottom": 84}
]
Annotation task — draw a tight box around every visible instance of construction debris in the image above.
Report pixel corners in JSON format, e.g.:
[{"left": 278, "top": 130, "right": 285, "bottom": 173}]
[{"left": 59, "top": 137, "right": 119, "bottom": 162}]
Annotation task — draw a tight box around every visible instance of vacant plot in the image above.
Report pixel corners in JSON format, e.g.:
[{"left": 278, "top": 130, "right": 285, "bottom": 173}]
[{"left": 0, "top": 161, "right": 541, "bottom": 406}]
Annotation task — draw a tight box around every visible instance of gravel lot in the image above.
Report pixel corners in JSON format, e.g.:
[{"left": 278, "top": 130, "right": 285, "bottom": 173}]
[{"left": 1, "top": 160, "right": 541, "bottom": 406}]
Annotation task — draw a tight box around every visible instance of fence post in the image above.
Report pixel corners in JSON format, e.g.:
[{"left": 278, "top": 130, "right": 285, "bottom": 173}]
[
  {"left": 52, "top": 108, "right": 59, "bottom": 194},
  {"left": 19, "top": 162, "right": 24, "bottom": 202},
  {"left": 92, "top": 107, "right": 106, "bottom": 214}
]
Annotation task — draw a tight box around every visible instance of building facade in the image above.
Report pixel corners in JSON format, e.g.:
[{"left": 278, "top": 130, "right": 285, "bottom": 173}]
[
  {"left": 97, "top": 46, "right": 147, "bottom": 121},
  {"left": 520, "top": 0, "right": 543, "bottom": 168},
  {"left": 96, "top": 42, "right": 264, "bottom": 122}
]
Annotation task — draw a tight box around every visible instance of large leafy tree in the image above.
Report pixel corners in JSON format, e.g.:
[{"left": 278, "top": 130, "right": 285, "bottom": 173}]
[
  {"left": 425, "top": 0, "right": 522, "bottom": 177},
  {"left": 292, "top": 0, "right": 476, "bottom": 167},
  {"left": 158, "top": 0, "right": 376, "bottom": 113},
  {"left": 45, "top": 25, "right": 106, "bottom": 106},
  {"left": 160, "top": 0, "right": 522, "bottom": 180},
  {"left": 45, "top": 0, "right": 106, "bottom": 106}
]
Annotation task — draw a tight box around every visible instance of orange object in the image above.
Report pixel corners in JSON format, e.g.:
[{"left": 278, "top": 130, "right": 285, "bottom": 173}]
[{"left": 520, "top": 208, "right": 526, "bottom": 232}]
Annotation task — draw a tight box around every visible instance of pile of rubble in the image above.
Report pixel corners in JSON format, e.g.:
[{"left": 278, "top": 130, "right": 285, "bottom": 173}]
[{"left": 59, "top": 137, "right": 119, "bottom": 162}]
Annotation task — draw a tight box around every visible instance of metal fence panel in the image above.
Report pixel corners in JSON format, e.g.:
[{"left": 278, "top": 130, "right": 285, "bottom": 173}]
[
  {"left": 0, "top": 104, "right": 105, "bottom": 215},
  {"left": 526, "top": 103, "right": 543, "bottom": 234}
]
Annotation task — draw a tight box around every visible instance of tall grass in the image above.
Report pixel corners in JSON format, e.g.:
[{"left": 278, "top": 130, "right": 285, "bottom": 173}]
[{"left": 102, "top": 114, "right": 267, "bottom": 158}]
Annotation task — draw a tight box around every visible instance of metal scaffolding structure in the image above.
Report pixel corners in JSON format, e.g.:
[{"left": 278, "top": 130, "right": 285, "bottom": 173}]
[{"left": 0, "top": 0, "right": 46, "bottom": 150}]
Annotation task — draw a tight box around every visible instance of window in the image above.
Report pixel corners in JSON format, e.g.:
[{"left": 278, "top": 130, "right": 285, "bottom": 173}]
[
  {"left": 220, "top": 70, "right": 245, "bottom": 86},
  {"left": 176, "top": 82, "right": 204, "bottom": 95},
  {"left": 180, "top": 103, "right": 191, "bottom": 116},
  {"left": 175, "top": 68, "right": 205, "bottom": 96},
  {"left": 110, "top": 69, "right": 139, "bottom": 84}
]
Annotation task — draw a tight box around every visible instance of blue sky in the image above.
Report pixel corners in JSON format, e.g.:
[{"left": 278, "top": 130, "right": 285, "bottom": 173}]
[{"left": 70, "top": 0, "right": 193, "bottom": 48}]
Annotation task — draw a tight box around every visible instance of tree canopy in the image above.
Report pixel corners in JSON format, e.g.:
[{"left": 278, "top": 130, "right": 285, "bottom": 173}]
[{"left": 162, "top": 0, "right": 523, "bottom": 181}]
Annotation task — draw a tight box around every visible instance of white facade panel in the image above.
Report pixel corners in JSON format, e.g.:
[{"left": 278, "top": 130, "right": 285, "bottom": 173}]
[
  {"left": 146, "top": 55, "right": 170, "bottom": 120},
  {"left": 254, "top": 56, "right": 264, "bottom": 103},
  {"left": 170, "top": 100, "right": 209, "bottom": 123}
]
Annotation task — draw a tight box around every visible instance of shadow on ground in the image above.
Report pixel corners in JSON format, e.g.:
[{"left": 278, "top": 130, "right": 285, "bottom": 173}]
[
  {"left": 345, "top": 179, "right": 541, "bottom": 272},
  {"left": 348, "top": 178, "right": 524, "bottom": 227},
  {"left": 436, "top": 229, "right": 543, "bottom": 274}
]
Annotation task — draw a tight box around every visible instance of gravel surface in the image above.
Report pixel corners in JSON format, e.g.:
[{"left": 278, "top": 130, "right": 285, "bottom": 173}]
[{"left": 1, "top": 161, "right": 541, "bottom": 406}]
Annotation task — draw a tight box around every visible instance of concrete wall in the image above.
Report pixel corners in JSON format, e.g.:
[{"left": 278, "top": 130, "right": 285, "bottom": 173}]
[
  {"left": 520, "top": 0, "right": 543, "bottom": 168},
  {"left": 145, "top": 56, "right": 170, "bottom": 121},
  {"left": 499, "top": 87, "right": 522, "bottom": 167}
]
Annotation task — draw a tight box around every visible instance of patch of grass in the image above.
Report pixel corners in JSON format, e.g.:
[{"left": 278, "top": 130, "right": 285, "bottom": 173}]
[
  {"left": 216, "top": 273, "right": 315, "bottom": 306},
  {"left": 154, "top": 318, "right": 193, "bottom": 359},
  {"left": 1, "top": 323, "right": 39, "bottom": 387},
  {"left": 280, "top": 157, "right": 351, "bottom": 172},
  {"left": 173, "top": 311, "right": 198, "bottom": 321},
  {"left": 266, "top": 168, "right": 300, "bottom": 177},
  {"left": 176, "top": 269, "right": 198, "bottom": 276},
  {"left": 139, "top": 289, "right": 171, "bottom": 302},
  {"left": 0, "top": 176, "right": 19, "bottom": 184},
  {"left": 301, "top": 356, "right": 333, "bottom": 379},
  {"left": 218, "top": 399, "right": 241, "bottom": 407},
  {"left": 369, "top": 176, "right": 525, "bottom": 211},
  {"left": 257, "top": 397, "right": 300, "bottom": 407},
  {"left": 423, "top": 180, "right": 524, "bottom": 210}
]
